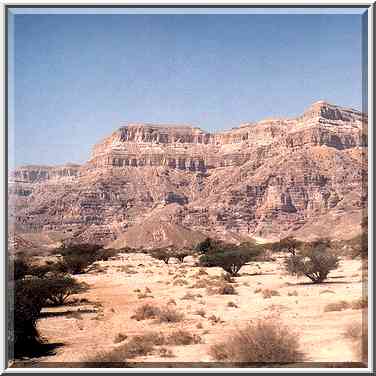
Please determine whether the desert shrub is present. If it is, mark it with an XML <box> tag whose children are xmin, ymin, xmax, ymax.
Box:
<box><xmin>221</xmin><ymin>273</ymin><xmax>235</xmax><ymax>283</ymax></box>
<box><xmin>273</xmin><ymin>237</ymin><xmax>303</xmax><ymax>255</ymax></box>
<box><xmin>114</xmin><ymin>333</ymin><xmax>128</xmax><ymax>344</ymax></box>
<box><xmin>165</xmin><ymin>330</ymin><xmax>202</xmax><ymax>345</ymax></box>
<box><xmin>56</xmin><ymin>243</ymin><xmax>104</xmax><ymax>274</ymax></box>
<box><xmin>285</xmin><ymin>239</ymin><xmax>339</xmax><ymax>283</ymax></box>
<box><xmin>195</xmin><ymin>237</ymin><xmax>220</xmax><ymax>254</ymax></box>
<box><xmin>156</xmin><ymin>307</ymin><xmax>184</xmax><ymax>323</ymax></box>
<box><xmin>324</xmin><ymin>300</ymin><xmax>351</xmax><ymax>312</ymax></box>
<box><xmin>131</xmin><ymin>304</ymin><xmax>161</xmax><ymax>321</ymax></box>
<box><xmin>210</xmin><ymin>319</ymin><xmax>304</xmax><ymax>363</ymax></box>
<box><xmin>262</xmin><ymin>289</ymin><xmax>280</xmax><ymax>299</ymax></box>
<box><xmin>9</xmin><ymin>256</ymin><xmax>30</xmax><ymax>280</ymax></box>
<box><xmin>158</xmin><ymin>347</ymin><xmax>174</xmax><ymax>358</ymax></box>
<box><xmin>195</xmin><ymin>308</ymin><xmax>206</xmax><ymax>317</ymax></box>
<box><xmin>210</xmin><ymin>283</ymin><xmax>237</xmax><ymax>295</ymax></box>
<box><xmin>351</xmin><ymin>296</ymin><xmax>368</xmax><ymax>310</ymax></box>
<box><xmin>208</xmin><ymin>315</ymin><xmax>223</xmax><ymax>324</ymax></box>
<box><xmin>149</xmin><ymin>248</ymin><xmax>171</xmax><ymax>264</ymax></box>
<box><xmin>227</xmin><ymin>301</ymin><xmax>238</xmax><ymax>308</ymax></box>
<box><xmin>199</xmin><ymin>242</ymin><xmax>262</xmax><ymax>276</ymax></box>
<box><xmin>43</xmin><ymin>274</ymin><xmax>88</xmax><ymax>306</ymax></box>
<box><xmin>173</xmin><ymin>249</ymin><xmax>193</xmax><ymax>263</ymax></box>
<box><xmin>344</xmin><ymin>320</ymin><xmax>368</xmax><ymax>363</ymax></box>
<box><xmin>172</xmin><ymin>278</ymin><xmax>188</xmax><ymax>286</ymax></box>
<box><xmin>85</xmin><ymin>334</ymin><xmax>155</xmax><ymax>365</ymax></box>
<box><xmin>181</xmin><ymin>292</ymin><xmax>196</xmax><ymax>300</ymax></box>
<box><xmin>11</xmin><ymin>277</ymin><xmax>50</xmax><ymax>357</ymax></box>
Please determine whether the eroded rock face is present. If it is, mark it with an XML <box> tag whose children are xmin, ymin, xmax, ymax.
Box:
<box><xmin>9</xmin><ymin>101</ymin><xmax>368</xmax><ymax>247</ymax></box>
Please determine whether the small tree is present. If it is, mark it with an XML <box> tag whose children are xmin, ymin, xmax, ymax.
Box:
<box><xmin>150</xmin><ymin>248</ymin><xmax>171</xmax><ymax>264</ymax></box>
<box><xmin>57</xmin><ymin>243</ymin><xmax>103</xmax><ymax>274</ymax></box>
<box><xmin>12</xmin><ymin>277</ymin><xmax>50</xmax><ymax>356</ymax></box>
<box><xmin>285</xmin><ymin>238</ymin><xmax>339</xmax><ymax>283</ymax></box>
<box><xmin>44</xmin><ymin>274</ymin><xmax>88</xmax><ymax>306</ymax></box>
<box><xmin>277</xmin><ymin>236</ymin><xmax>303</xmax><ymax>256</ymax></box>
<box><xmin>199</xmin><ymin>243</ymin><xmax>262</xmax><ymax>276</ymax></box>
<box><xmin>173</xmin><ymin>249</ymin><xmax>193</xmax><ymax>263</ymax></box>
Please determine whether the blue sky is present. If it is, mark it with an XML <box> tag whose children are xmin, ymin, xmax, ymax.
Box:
<box><xmin>8</xmin><ymin>10</ymin><xmax>367</xmax><ymax>167</ymax></box>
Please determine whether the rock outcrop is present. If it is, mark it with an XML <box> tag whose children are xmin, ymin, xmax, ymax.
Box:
<box><xmin>9</xmin><ymin>101</ymin><xmax>367</xmax><ymax>249</ymax></box>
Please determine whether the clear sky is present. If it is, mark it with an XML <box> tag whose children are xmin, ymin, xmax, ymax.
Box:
<box><xmin>9</xmin><ymin>10</ymin><xmax>366</xmax><ymax>167</ymax></box>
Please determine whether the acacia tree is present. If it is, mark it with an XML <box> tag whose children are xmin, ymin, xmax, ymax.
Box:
<box><xmin>150</xmin><ymin>248</ymin><xmax>172</xmax><ymax>264</ymax></box>
<box><xmin>199</xmin><ymin>242</ymin><xmax>262</xmax><ymax>276</ymax></box>
<box><xmin>285</xmin><ymin>238</ymin><xmax>339</xmax><ymax>283</ymax></box>
<box><xmin>277</xmin><ymin>236</ymin><xmax>303</xmax><ymax>256</ymax></box>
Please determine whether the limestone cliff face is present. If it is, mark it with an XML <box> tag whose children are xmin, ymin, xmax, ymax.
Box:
<box><xmin>9</xmin><ymin>101</ymin><xmax>367</xmax><ymax>247</ymax></box>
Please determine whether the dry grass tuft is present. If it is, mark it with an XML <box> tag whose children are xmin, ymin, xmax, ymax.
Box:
<box><xmin>287</xmin><ymin>290</ymin><xmax>298</xmax><ymax>297</ymax></box>
<box><xmin>262</xmin><ymin>289</ymin><xmax>280</xmax><ymax>299</ymax></box>
<box><xmin>131</xmin><ymin>303</ymin><xmax>161</xmax><ymax>321</ymax></box>
<box><xmin>344</xmin><ymin>320</ymin><xmax>368</xmax><ymax>363</ymax></box>
<box><xmin>195</xmin><ymin>308</ymin><xmax>206</xmax><ymax>317</ymax></box>
<box><xmin>114</xmin><ymin>333</ymin><xmax>128</xmax><ymax>343</ymax></box>
<box><xmin>351</xmin><ymin>296</ymin><xmax>368</xmax><ymax>310</ymax></box>
<box><xmin>165</xmin><ymin>329</ymin><xmax>202</xmax><ymax>345</ymax></box>
<box><xmin>324</xmin><ymin>301</ymin><xmax>351</xmax><ymax>312</ymax></box>
<box><xmin>210</xmin><ymin>318</ymin><xmax>304</xmax><ymax>363</ymax></box>
<box><xmin>156</xmin><ymin>307</ymin><xmax>184</xmax><ymax>323</ymax></box>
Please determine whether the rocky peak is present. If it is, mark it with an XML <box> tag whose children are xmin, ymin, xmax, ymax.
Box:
<box><xmin>302</xmin><ymin>101</ymin><xmax>365</xmax><ymax>123</ymax></box>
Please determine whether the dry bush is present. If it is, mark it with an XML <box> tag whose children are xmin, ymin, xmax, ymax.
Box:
<box><xmin>156</xmin><ymin>307</ymin><xmax>184</xmax><ymax>323</ymax></box>
<box><xmin>208</xmin><ymin>315</ymin><xmax>223</xmax><ymax>324</ymax></box>
<box><xmin>221</xmin><ymin>273</ymin><xmax>235</xmax><ymax>283</ymax></box>
<box><xmin>137</xmin><ymin>292</ymin><xmax>153</xmax><ymax>299</ymax></box>
<box><xmin>158</xmin><ymin>347</ymin><xmax>174</xmax><ymax>358</ymax></box>
<box><xmin>173</xmin><ymin>278</ymin><xmax>188</xmax><ymax>286</ymax></box>
<box><xmin>210</xmin><ymin>319</ymin><xmax>304</xmax><ymax>363</ymax></box>
<box><xmin>285</xmin><ymin>239</ymin><xmax>339</xmax><ymax>283</ymax></box>
<box><xmin>131</xmin><ymin>303</ymin><xmax>161</xmax><ymax>321</ymax></box>
<box><xmin>319</xmin><ymin>289</ymin><xmax>335</xmax><ymax>294</ymax></box>
<box><xmin>144</xmin><ymin>287</ymin><xmax>152</xmax><ymax>293</ymax></box>
<box><xmin>262</xmin><ymin>289</ymin><xmax>280</xmax><ymax>299</ymax></box>
<box><xmin>207</xmin><ymin>282</ymin><xmax>237</xmax><ymax>295</ymax></box>
<box><xmin>114</xmin><ymin>333</ymin><xmax>128</xmax><ymax>344</ymax></box>
<box><xmin>190</xmin><ymin>278</ymin><xmax>212</xmax><ymax>289</ymax></box>
<box><xmin>181</xmin><ymin>292</ymin><xmax>196</xmax><ymax>300</ymax></box>
<box><xmin>254</xmin><ymin>288</ymin><xmax>262</xmax><ymax>294</ymax></box>
<box><xmin>287</xmin><ymin>290</ymin><xmax>298</xmax><ymax>297</ymax></box>
<box><xmin>196</xmin><ymin>268</ymin><xmax>209</xmax><ymax>277</ymax></box>
<box><xmin>344</xmin><ymin>321</ymin><xmax>368</xmax><ymax>363</ymax></box>
<box><xmin>117</xmin><ymin>265</ymin><xmax>137</xmax><ymax>274</ymax></box>
<box><xmin>195</xmin><ymin>308</ymin><xmax>206</xmax><ymax>317</ymax></box>
<box><xmin>351</xmin><ymin>296</ymin><xmax>368</xmax><ymax>310</ymax></box>
<box><xmin>227</xmin><ymin>301</ymin><xmax>238</xmax><ymax>308</ymax></box>
<box><xmin>165</xmin><ymin>330</ymin><xmax>202</xmax><ymax>345</ymax></box>
<box><xmin>324</xmin><ymin>301</ymin><xmax>351</xmax><ymax>312</ymax></box>
<box><xmin>196</xmin><ymin>322</ymin><xmax>204</xmax><ymax>329</ymax></box>
<box><xmin>83</xmin><ymin>333</ymin><xmax>157</xmax><ymax>366</ymax></box>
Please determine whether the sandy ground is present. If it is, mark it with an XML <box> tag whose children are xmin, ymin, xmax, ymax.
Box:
<box><xmin>33</xmin><ymin>253</ymin><xmax>366</xmax><ymax>366</ymax></box>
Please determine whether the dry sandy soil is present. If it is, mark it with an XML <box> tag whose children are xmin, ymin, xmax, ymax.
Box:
<box><xmin>28</xmin><ymin>252</ymin><xmax>367</xmax><ymax>367</ymax></box>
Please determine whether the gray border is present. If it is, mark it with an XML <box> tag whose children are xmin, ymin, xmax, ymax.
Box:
<box><xmin>3</xmin><ymin>3</ymin><xmax>374</xmax><ymax>373</ymax></box>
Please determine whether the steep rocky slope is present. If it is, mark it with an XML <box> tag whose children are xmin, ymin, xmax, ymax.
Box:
<box><xmin>9</xmin><ymin>101</ymin><xmax>367</xmax><ymax>249</ymax></box>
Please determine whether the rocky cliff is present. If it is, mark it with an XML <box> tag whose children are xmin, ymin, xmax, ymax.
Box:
<box><xmin>9</xmin><ymin>101</ymin><xmax>367</xmax><ymax>249</ymax></box>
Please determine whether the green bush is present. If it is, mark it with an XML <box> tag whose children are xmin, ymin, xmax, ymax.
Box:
<box><xmin>56</xmin><ymin>243</ymin><xmax>104</xmax><ymax>274</ymax></box>
<box><xmin>149</xmin><ymin>248</ymin><xmax>171</xmax><ymax>264</ymax></box>
<box><xmin>199</xmin><ymin>242</ymin><xmax>262</xmax><ymax>276</ymax></box>
<box><xmin>43</xmin><ymin>274</ymin><xmax>88</xmax><ymax>306</ymax></box>
<box><xmin>285</xmin><ymin>239</ymin><xmax>339</xmax><ymax>283</ymax></box>
<box><xmin>11</xmin><ymin>277</ymin><xmax>50</xmax><ymax>357</ymax></box>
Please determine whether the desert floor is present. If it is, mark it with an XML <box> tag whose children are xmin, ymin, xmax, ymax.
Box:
<box><xmin>31</xmin><ymin>252</ymin><xmax>366</xmax><ymax>367</ymax></box>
